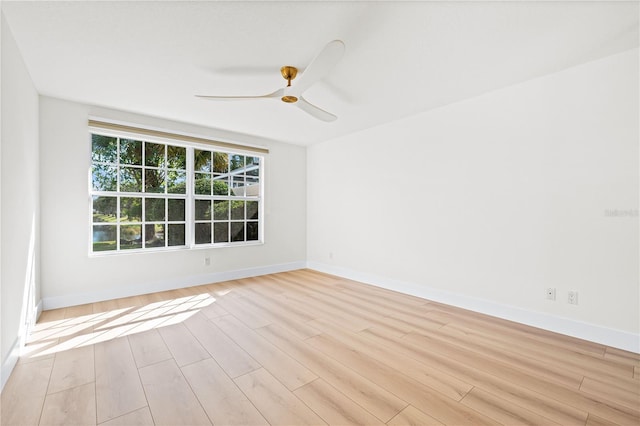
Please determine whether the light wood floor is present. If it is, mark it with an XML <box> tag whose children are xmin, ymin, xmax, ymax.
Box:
<box><xmin>2</xmin><ymin>269</ymin><xmax>639</xmax><ymax>425</ymax></box>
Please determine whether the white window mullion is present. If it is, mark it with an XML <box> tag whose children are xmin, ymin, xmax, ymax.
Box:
<box><xmin>186</xmin><ymin>146</ymin><xmax>195</xmax><ymax>249</ymax></box>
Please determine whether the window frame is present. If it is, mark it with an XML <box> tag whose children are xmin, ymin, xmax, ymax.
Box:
<box><xmin>88</xmin><ymin>126</ymin><xmax>265</xmax><ymax>255</ymax></box>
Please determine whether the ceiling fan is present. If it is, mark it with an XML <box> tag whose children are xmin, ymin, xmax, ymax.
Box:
<box><xmin>196</xmin><ymin>40</ymin><xmax>345</xmax><ymax>122</ymax></box>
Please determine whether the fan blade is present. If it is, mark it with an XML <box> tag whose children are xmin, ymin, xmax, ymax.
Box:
<box><xmin>296</xmin><ymin>96</ymin><xmax>337</xmax><ymax>122</ymax></box>
<box><xmin>196</xmin><ymin>88</ymin><xmax>283</xmax><ymax>101</ymax></box>
<box><xmin>289</xmin><ymin>40</ymin><xmax>345</xmax><ymax>97</ymax></box>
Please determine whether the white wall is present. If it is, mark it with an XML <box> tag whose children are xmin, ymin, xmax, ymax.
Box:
<box><xmin>308</xmin><ymin>48</ymin><xmax>639</xmax><ymax>351</ymax></box>
<box><xmin>1</xmin><ymin>13</ymin><xmax>40</xmax><ymax>389</ymax></box>
<box><xmin>39</xmin><ymin>97</ymin><xmax>307</xmax><ymax>308</ymax></box>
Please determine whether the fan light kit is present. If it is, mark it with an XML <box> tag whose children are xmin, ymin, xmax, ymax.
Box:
<box><xmin>196</xmin><ymin>40</ymin><xmax>345</xmax><ymax>122</ymax></box>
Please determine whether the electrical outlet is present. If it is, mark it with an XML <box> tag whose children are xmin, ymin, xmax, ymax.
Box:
<box><xmin>204</xmin><ymin>256</ymin><xmax>211</xmax><ymax>266</ymax></box>
<box><xmin>545</xmin><ymin>288</ymin><xmax>556</xmax><ymax>300</ymax></box>
<box><xmin>568</xmin><ymin>290</ymin><xmax>578</xmax><ymax>305</ymax></box>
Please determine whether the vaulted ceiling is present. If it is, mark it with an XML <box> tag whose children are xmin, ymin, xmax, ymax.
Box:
<box><xmin>2</xmin><ymin>1</ymin><xmax>638</xmax><ymax>145</ymax></box>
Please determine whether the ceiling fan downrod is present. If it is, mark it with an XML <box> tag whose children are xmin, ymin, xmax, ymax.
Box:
<box><xmin>280</xmin><ymin>66</ymin><xmax>299</xmax><ymax>103</ymax></box>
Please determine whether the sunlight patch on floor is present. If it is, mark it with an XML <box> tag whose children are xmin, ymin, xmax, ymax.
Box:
<box><xmin>22</xmin><ymin>293</ymin><xmax>218</xmax><ymax>358</ymax></box>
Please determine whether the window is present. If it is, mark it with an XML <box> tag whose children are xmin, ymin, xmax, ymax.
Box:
<box><xmin>90</xmin><ymin>131</ymin><xmax>262</xmax><ymax>253</ymax></box>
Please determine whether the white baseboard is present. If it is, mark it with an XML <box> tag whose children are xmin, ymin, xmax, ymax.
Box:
<box><xmin>35</xmin><ymin>299</ymin><xmax>43</xmax><ymax>322</ymax></box>
<box><xmin>42</xmin><ymin>261</ymin><xmax>306</xmax><ymax>310</ymax></box>
<box><xmin>1</xmin><ymin>337</ymin><xmax>20</xmax><ymax>392</ymax></box>
<box><xmin>307</xmin><ymin>261</ymin><xmax>640</xmax><ymax>354</ymax></box>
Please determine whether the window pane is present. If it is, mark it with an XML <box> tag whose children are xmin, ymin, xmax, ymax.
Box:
<box><xmin>231</xmin><ymin>201</ymin><xmax>245</xmax><ymax>220</ymax></box>
<box><xmin>195</xmin><ymin>223</ymin><xmax>211</xmax><ymax>244</ymax></box>
<box><xmin>232</xmin><ymin>176</ymin><xmax>246</xmax><ymax>197</ymax></box>
<box><xmin>145</xmin><ymin>169</ymin><xmax>165</xmax><ymax>193</ymax></box>
<box><xmin>92</xmin><ymin>135</ymin><xmax>117</xmax><ymax>163</ymax></box>
<box><xmin>247</xmin><ymin>222</ymin><xmax>259</xmax><ymax>241</ymax></box>
<box><xmin>213</xmin><ymin>176</ymin><xmax>229</xmax><ymax>195</ymax></box>
<box><xmin>92</xmin><ymin>164</ymin><xmax>117</xmax><ymax>191</ymax></box>
<box><xmin>121</xmin><ymin>197</ymin><xmax>142</xmax><ymax>222</ymax></box>
<box><xmin>246</xmin><ymin>157</ymin><xmax>260</xmax><ymax>176</ymax></box>
<box><xmin>168</xmin><ymin>224</ymin><xmax>185</xmax><ymax>246</ymax></box>
<box><xmin>245</xmin><ymin>177</ymin><xmax>259</xmax><ymax>197</ymax></box>
<box><xmin>214</xmin><ymin>222</ymin><xmax>229</xmax><ymax>243</ymax></box>
<box><xmin>194</xmin><ymin>150</ymin><xmax>211</xmax><ymax>172</ymax></box>
<box><xmin>168</xmin><ymin>199</ymin><xmax>185</xmax><ymax>221</ymax></box>
<box><xmin>145</xmin><ymin>142</ymin><xmax>165</xmax><ymax>167</ymax></box>
<box><xmin>93</xmin><ymin>196</ymin><xmax>117</xmax><ymax>222</ymax></box>
<box><xmin>195</xmin><ymin>200</ymin><xmax>211</xmax><ymax>220</ymax></box>
<box><xmin>93</xmin><ymin>225</ymin><xmax>116</xmax><ymax>251</ymax></box>
<box><xmin>146</xmin><ymin>224</ymin><xmax>165</xmax><ymax>247</ymax></box>
<box><xmin>246</xmin><ymin>201</ymin><xmax>259</xmax><ymax>220</ymax></box>
<box><xmin>167</xmin><ymin>146</ymin><xmax>186</xmax><ymax>170</ymax></box>
<box><xmin>213</xmin><ymin>152</ymin><xmax>229</xmax><ymax>173</ymax></box>
<box><xmin>121</xmin><ymin>225</ymin><xmax>142</xmax><ymax>249</ymax></box>
<box><xmin>194</xmin><ymin>173</ymin><xmax>211</xmax><ymax>195</ymax></box>
<box><xmin>213</xmin><ymin>200</ymin><xmax>229</xmax><ymax>220</ymax></box>
<box><xmin>145</xmin><ymin>198</ymin><xmax>165</xmax><ymax>221</ymax></box>
<box><xmin>230</xmin><ymin>222</ymin><xmax>244</xmax><ymax>242</ymax></box>
<box><xmin>120</xmin><ymin>139</ymin><xmax>142</xmax><ymax>165</ymax></box>
<box><xmin>230</xmin><ymin>154</ymin><xmax>245</xmax><ymax>172</ymax></box>
<box><xmin>120</xmin><ymin>167</ymin><xmax>142</xmax><ymax>192</ymax></box>
<box><xmin>167</xmin><ymin>170</ymin><xmax>186</xmax><ymax>194</ymax></box>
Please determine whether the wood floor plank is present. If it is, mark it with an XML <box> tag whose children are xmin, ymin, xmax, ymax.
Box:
<box><xmin>442</xmin><ymin>319</ymin><xmax>632</xmax><ymax>382</ymax></box>
<box><xmin>139</xmin><ymin>358</ymin><xmax>211</xmax><ymax>426</ymax></box>
<box><xmin>273</xmin><ymin>275</ymin><xmax>414</xmax><ymax>334</ymax></box>
<box><xmin>442</xmin><ymin>321</ymin><xmax>630</xmax><ymax>386</ymax></box>
<box><xmin>330</xmin><ymin>277</ymin><xmax>428</xmax><ymax>306</ymax></box>
<box><xmin>39</xmin><ymin>382</ymin><xmax>96</xmax><ymax>426</ymax></box>
<box><xmin>276</xmin><ymin>291</ymin><xmax>372</xmax><ymax>332</ymax></box>
<box><xmin>461</xmin><ymin>387</ymin><xmax>563</xmax><ymax>425</ymax></box>
<box><xmin>98</xmin><ymin>406</ymin><xmax>154</xmax><ymax>426</ymax></box>
<box><xmin>580</xmin><ymin>376</ymin><xmax>640</xmax><ymax>411</ymax></box>
<box><xmin>0</xmin><ymin>357</ymin><xmax>53</xmax><ymax>426</ymax></box>
<box><xmin>426</xmin><ymin>308</ymin><xmax>607</xmax><ymax>358</ymax></box>
<box><xmin>93</xmin><ymin>298</ymin><xmax>121</xmax><ymax>314</ymax></box>
<box><xmin>18</xmin><ymin>340</ymin><xmax>58</xmax><ymax>365</ymax></box>
<box><xmin>212</xmin><ymin>314</ymin><xmax>317</xmax><ymax>390</ymax></box>
<box><xmin>585</xmin><ymin>413</ymin><xmax>620</xmax><ymax>426</ymax></box>
<box><xmin>182</xmin><ymin>358</ymin><xmax>269</xmax><ymax>426</ymax></box>
<box><xmin>309</xmin><ymin>318</ymin><xmax>473</xmax><ymax>401</ymax></box>
<box><xmin>157</xmin><ymin>322</ymin><xmax>210</xmax><ymax>367</ymax></box>
<box><xmin>306</xmin><ymin>332</ymin><xmax>499</xmax><ymax>426</ymax></box>
<box><xmin>47</xmin><ymin>345</ymin><xmax>95</xmax><ymax>394</ymax></box>
<box><xmin>233</xmin><ymin>368</ymin><xmax>326</xmax><ymax>425</ymax></box>
<box><xmin>38</xmin><ymin>308</ymin><xmax>66</xmax><ymax>323</ymax></box>
<box><xmin>276</xmin><ymin>276</ymin><xmax>402</xmax><ymax>331</ymax></box>
<box><xmin>213</xmin><ymin>294</ymin><xmax>272</xmax><ymax>329</ymax></box>
<box><xmin>229</xmin><ymin>288</ymin><xmax>322</xmax><ymax>339</ymax></box>
<box><xmin>127</xmin><ymin>329</ymin><xmax>172</xmax><ymax>368</ymax></box>
<box><xmin>604</xmin><ymin>346</ymin><xmax>640</xmax><ymax>367</ymax></box>
<box><xmin>94</xmin><ymin>336</ymin><xmax>147</xmax><ymax>423</ymax></box>
<box><xmin>199</xmin><ymin>301</ymin><xmax>229</xmax><ymax>319</ymax></box>
<box><xmin>293</xmin><ymin>378</ymin><xmax>385</xmax><ymax>426</ymax></box>
<box><xmin>115</xmin><ymin>295</ymin><xmax>144</xmax><ymax>309</ymax></box>
<box><xmin>64</xmin><ymin>303</ymin><xmax>94</xmax><ymax>319</ymax></box>
<box><xmin>335</xmin><ymin>284</ymin><xmax>436</xmax><ymax>316</ymax></box>
<box><xmin>403</xmin><ymin>331</ymin><xmax>640</xmax><ymax>425</ymax></box>
<box><xmin>386</xmin><ymin>405</ymin><xmax>445</xmax><ymax>426</ymax></box>
<box><xmin>183</xmin><ymin>312</ymin><xmax>260</xmax><ymax>378</ymax></box>
<box><xmin>360</xmin><ymin>327</ymin><xmax>589</xmax><ymax>425</ymax></box>
<box><xmin>255</xmin><ymin>323</ymin><xmax>407</xmax><ymax>422</ymax></box>
<box><xmin>435</xmin><ymin>322</ymin><xmax>584</xmax><ymax>389</ymax></box>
